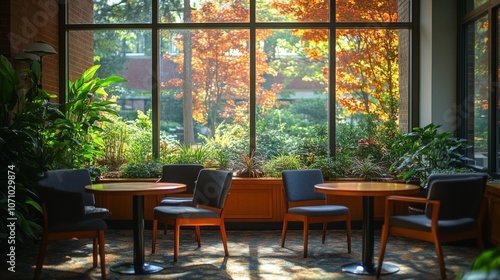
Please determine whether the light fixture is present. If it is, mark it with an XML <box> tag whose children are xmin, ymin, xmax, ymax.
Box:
<box><xmin>14</xmin><ymin>52</ymin><xmax>40</xmax><ymax>63</ymax></box>
<box><xmin>24</xmin><ymin>41</ymin><xmax>57</xmax><ymax>88</ymax></box>
<box><xmin>24</xmin><ymin>41</ymin><xmax>57</xmax><ymax>57</ymax></box>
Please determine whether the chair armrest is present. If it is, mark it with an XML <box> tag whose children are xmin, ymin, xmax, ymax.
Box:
<box><xmin>387</xmin><ymin>195</ymin><xmax>440</xmax><ymax>206</ymax></box>
<box><xmin>384</xmin><ymin>195</ymin><xmax>441</xmax><ymax>225</ymax></box>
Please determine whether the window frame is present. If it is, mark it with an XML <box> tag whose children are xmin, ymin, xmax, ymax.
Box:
<box><xmin>60</xmin><ymin>0</ymin><xmax>418</xmax><ymax>159</ymax></box>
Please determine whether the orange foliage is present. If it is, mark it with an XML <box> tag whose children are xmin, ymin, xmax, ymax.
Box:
<box><xmin>168</xmin><ymin>1</ymin><xmax>280</xmax><ymax>134</ymax></box>
<box><xmin>273</xmin><ymin>0</ymin><xmax>401</xmax><ymax>121</ymax></box>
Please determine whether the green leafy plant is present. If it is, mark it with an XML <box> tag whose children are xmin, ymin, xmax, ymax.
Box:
<box><xmin>0</xmin><ymin>56</ymin><xmax>127</xmax><ymax>246</ymax></box>
<box><xmin>456</xmin><ymin>247</ymin><xmax>500</xmax><ymax>279</ymax></box>
<box><xmin>299</xmin><ymin>124</ymin><xmax>329</xmax><ymax>166</ymax></box>
<box><xmin>390</xmin><ymin>123</ymin><xmax>469</xmax><ymax>187</ymax></box>
<box><xmin>120</xmin><ymin>160</ymin><xmax>162</xmax><ymax>178</ymax></box>
<box><xmin>96</xmin><ymin>112</ymin><xmax>129</xmax><ymax>172</ymax></box>
<box><xmin>173</xmin><ymin>143</ymin><xmax>211</xmax><ymax>164</ymax></box>
<box><xmin>349</xmin><ymin>155</ymin><xmax>387</xmax><ymax>180</ymax></box>
<box><xmin>233</xmin><ymin>150</ymin><xmax>265</xmax><ymax>178</ymax></box>
<box><xmin>43</xmin><ymin>65</ymin><xmax>126</xmax><ymax>169</ymax></box>
<box><xmin>308</xmin><ymin>156</ymin><xmax>345</xmax><ymax>180</ymax></box>
<box><xmin>263</xmin><ymin>154</ymin><xmax>303</xmax><ymax>178</ymax></box>
<box><xmin>0</xmin><ymin>56</ymin><xmax>50</xmax><ymax>246</ymax></box>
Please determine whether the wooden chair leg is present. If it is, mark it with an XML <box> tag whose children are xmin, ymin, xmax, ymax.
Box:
<box><xmin>346</xmin><ymin>214</ymin><xmax>352</xmax><ymax>253</ymax></box>
<box><xmin>433</xmin><ymin>236</ymin><xmax>447</xmax><ymax>280</ymax></box>
<box><xmin>174</xmin><ymin>222</ymin><xmax>180</xmax><ymax>262</ymax></box>
<box><xmin>195</xmin><ymin>226</ymin><xmax>201</xmax><ymax>247</ymax></box>
<box><xmin>281</xmin><ymin>217</ymin><xmax>288</xmax><ymax>247</ymax></box>
<box><xmin>98</xmin><ymin>230</ymin><xmax>106</xmax><ymax>280</ymax></box>
<box><xmin>303</xmin><ymin>220</ymin><xmax>309</xmax><ymax>258</ymax></box>
<box><xmin>321</xmin><ymin>222</ymin><xmax>327</xmax><ymax>244</ymax></box>
<box><xmin>376</xmin><ymin>223</ymin><xmax>389</xmax><ymax>278</ymax></box>
<box><xmin>151</xmin><ymin>219</ymin><xmax>158</xmax><ymax>254</ymax></box>
<box><xmin>34</xmin><ymin>234</ymin><xmax>48</xmax><ymax>280</ymax></box>
<box><xmin>220</xmin><ymin>222</ymin><xmax>229</xmax><ymax>256</ymax></box>
<box><xmin>93</xmin><ymin>236</ymin><xmax>98</xmax><ymax>267</ymax></box>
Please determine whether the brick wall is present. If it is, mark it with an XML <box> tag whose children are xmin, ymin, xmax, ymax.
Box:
<box><xmin>67</xmin><ymin>0</ymin><xmax>94</xmax><ymax>82</ymax></box>
<box><xmin>2</xmin><ymin>0</ymin><xmax>94</xmax><ymax>101</ymax></box>
<box><xmin>7</xmin><ymin>0</ymin><xmax>60</xmax><ymax>94</ymax></box>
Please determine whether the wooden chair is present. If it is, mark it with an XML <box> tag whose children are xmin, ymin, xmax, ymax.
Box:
<box><xmin>37</xmin><ymin>169</ymin><xmax>110</xmax><ymax>219</ymax></box>
<box><xmin>281</xmin><ymin>169</ymin><xmax>351</xmax><ymax>258</ymax></box>
<box><xmin>156</xmin><ymin>164</ymin><xmax>204</xmax><ymax>237</ymax></box>
<box><xmin>376</xmin><ymin>173</ymin><xmax>488</xmax><ymax>279</ymax></box>
<box><xmin>151</xmin><ymin>169</ymin><xmax>233</xmax><ymax>262</ymax></box>
<box><xmin>35</xmin><ymin>186</ymin><xmax>107</xmax><ymax>279</ymax></box>
<box><xmin>157</xmin><ymin>164</ymin><xmax>205</xmax><ymax>206</ymax></box>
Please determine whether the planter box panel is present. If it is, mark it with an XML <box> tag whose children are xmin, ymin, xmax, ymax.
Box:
<box><xmin>225</xmin><ymin>178</ymin><xmax>284</xmax><ymax>222</ymax></box>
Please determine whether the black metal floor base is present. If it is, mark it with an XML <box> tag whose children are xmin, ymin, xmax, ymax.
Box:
<box><xmin>341</xmin><ymin>263</ymin><xmax>399</xmax><ymax>275</ymax></box>
<box><xmin>110</xmin><ymin>262</ymin><xmax>165</xmax><ymax>275</ymax></box>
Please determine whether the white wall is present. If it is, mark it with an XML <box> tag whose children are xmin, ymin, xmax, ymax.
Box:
<box><xmin>419</xmin><ymin>0</ymin><xmax>458</xmax><ymax>132</ymax></box>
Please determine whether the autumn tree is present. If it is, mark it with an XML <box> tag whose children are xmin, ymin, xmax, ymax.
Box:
<box><xmin>272</xmin><ymin>0</ymin><xmax>401</xmax><ymax>122</ymax></box>
<box><xmin>166</xmin><ymin>1</ymin><xmax>281</xmax><ymax>138</ymax></box>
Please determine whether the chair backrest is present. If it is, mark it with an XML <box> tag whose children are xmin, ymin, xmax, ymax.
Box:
<box><xmin>38</xmin><ymin>187</ymin><xmax>86</xmax><ymax>225</ymax></box>
<box><xmin>158</xmin><ymin>164</ymin><xmax>204</xmax><ymax>194</ymax></box>
<box><xmin>282</xmin><ymin>169</ymin><xmax>326</xmax><ymax>202</ymax></box>
<box><xmin>37</xmin><ymin>169</ymin><xmax>95</xmax><ymax>207</ymax></box>
<box><xmin>192</xmin><ymin>170</ymin><xmax>233</xmax><ymax>209</ymax></box>
<box><xmin>425</xmin><ymin>173</ymin><xmax>488</xmax><ymax>220</ymax></box>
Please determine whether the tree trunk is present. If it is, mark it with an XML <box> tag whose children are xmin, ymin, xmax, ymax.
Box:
<box><xmin>182</xmin><ymin>0</ymin><xmax>195</xmax><ymax>145</ymax></box>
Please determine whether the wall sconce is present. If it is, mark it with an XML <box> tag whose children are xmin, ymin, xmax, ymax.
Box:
<box><xmin>14</xmin><ymin>52</ymin><xmax>40</xmax><ymax>64</ymax></box>
<box><xmin>24</xmin><ymin>41</ymin><xmax>57</xmax><ymax>57</ymax></box>
<box><xmin>24</xmin><ymin>41</ymin><xmax>57</xmax><ymax>88</ymax></box>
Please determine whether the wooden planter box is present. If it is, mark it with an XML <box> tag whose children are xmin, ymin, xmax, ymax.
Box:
<box><xmin>93</xmin><ymin>177</ymin><xmax>414</xmax><ymax>222</ymax></box>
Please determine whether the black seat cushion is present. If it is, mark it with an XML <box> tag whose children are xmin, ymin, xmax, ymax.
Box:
<box><xmin>288</xmin><ymin>205</ymin><xmax>350</xmax><ymax>217</ymax></box>
<box><xmin>160</xmin><ymin>197</ymin><xmax>194</xmax><ymax>206</ymax></box>
<box><xmin>389</xmin><ymin>215</ymin><xmax>477</xmax><ymax>234</ymax></box>
<box><xmin>84</xmin><ymin>206</ymin><xmax>111</xmax><ymax>219</ymax></box>
<box><xmin>154</xmin><ymin>206</ymin><xmax>220</xmax><ymax>219</ymax></box>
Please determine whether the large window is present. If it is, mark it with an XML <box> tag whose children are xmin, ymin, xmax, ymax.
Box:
<box><xmin>63</xmin><ymin>0</ymin><xmax>415</xmax><ymax>174</ymax></box>
<box><xmin>461</xmin><ymin>1</ymin><xmax>500</xmax><ymax>174</ymax></box>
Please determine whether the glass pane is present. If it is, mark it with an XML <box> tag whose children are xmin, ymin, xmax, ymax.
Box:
<box><xmin>159</xmin><ymin>29</ymin><xmax>250</xmax><ymax>164</ymax></box>
<box><xmin>160</xmin><ymin>0</ymin><xmax>249</xmax><ymax>23</ymax></box>
<box><xmin>256</xmin><ymin>29</ymin><xmax>329</xmax><ymax>161</ymax></box>
<box><xmin>336</xmin><ymin>0</ymin><xmax>409</xmax><ymax>22</ymax></box>
<box><xmin>257</xmin><ymin>0</ymin><xmax>329</xmax><ymax>22</ymax></box>
<box><xmin>69</xmin><ymin>30</ymin><xmax>153</xmax><ymax>171</ymax></box>
<box><xmin>464</xmin><ymin>16</ymin><xmax>488</xmax><ymax>169</ymax></box>
<box><xmin>68</xmin><ymin>0</ymin><xmax>152</xmax><ymax>24</ymax></box>
<box><xmin>464</xmin><ymin>0</ymin><xmax>488</xmax><ymax>14</ymax></box>
<box><xmin>335</xmin><ymin>28</ymin><xmax>406</xmax><ymax>167</ymax></box>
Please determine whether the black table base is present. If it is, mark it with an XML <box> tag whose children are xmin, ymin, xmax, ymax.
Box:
<box><xmin>341</xmin><ymin>196</ymin><xmax>399</xmax><ymax>276</ymax></box>
<box><xmin>110</xmin><ymin>262</ymin><xmax>165</xmax><ymax>274</ymax></box>
<box><xmin>342</xmin><ymin>262</ymin><xmax>399</xmax><ymax>275</ymax></box>
<box><xmin>112</xmin><ymin>195</ymin><xmax>165</xmax><ymax>275</ymax></box>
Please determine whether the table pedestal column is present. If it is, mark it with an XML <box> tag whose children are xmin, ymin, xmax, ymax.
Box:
<box><xmin>110</xmin><ymin>195</ymin><xmax>165</xmax><ymax>274</ymax></box>
<box><xmin>341</xmin><ymin>196</ymin><xmax>399</xmax><ymax>275</ymax></box>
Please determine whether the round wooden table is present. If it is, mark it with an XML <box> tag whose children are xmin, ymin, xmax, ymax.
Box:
<box><xmin>314</xmin><ymin>181</ymin><xmax>420</xmax><ymax>275</ymax></box>
<box><xmin>85</xmin><ymin>182</ymin><xmax>186</xmax><ymax>275</ymax></box>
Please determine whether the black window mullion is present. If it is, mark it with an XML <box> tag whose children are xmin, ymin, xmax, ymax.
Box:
<box><xmin>152</xmin><ymin>0</ymin><xmax>160</xmax><ymax>158</ymax></box>
<box><xmin>249</xmin><ymin>0</ymin><xmax>256</xmax><ymax>154</ymax></box>
<box><xmin>329</xmin><ymin>0</ymin><xmax>336</xmax><ymax>157</ymax></box>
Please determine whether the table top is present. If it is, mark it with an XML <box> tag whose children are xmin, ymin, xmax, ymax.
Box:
<box><xmin>85</xmin><ymin>182</ymin><xmax>186</xmax><ymax>196</ymax></box>
<box><xmin>315</xmin><ymin>181</ymin><xmax>420</xmax><ymax>197</ymax></box>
